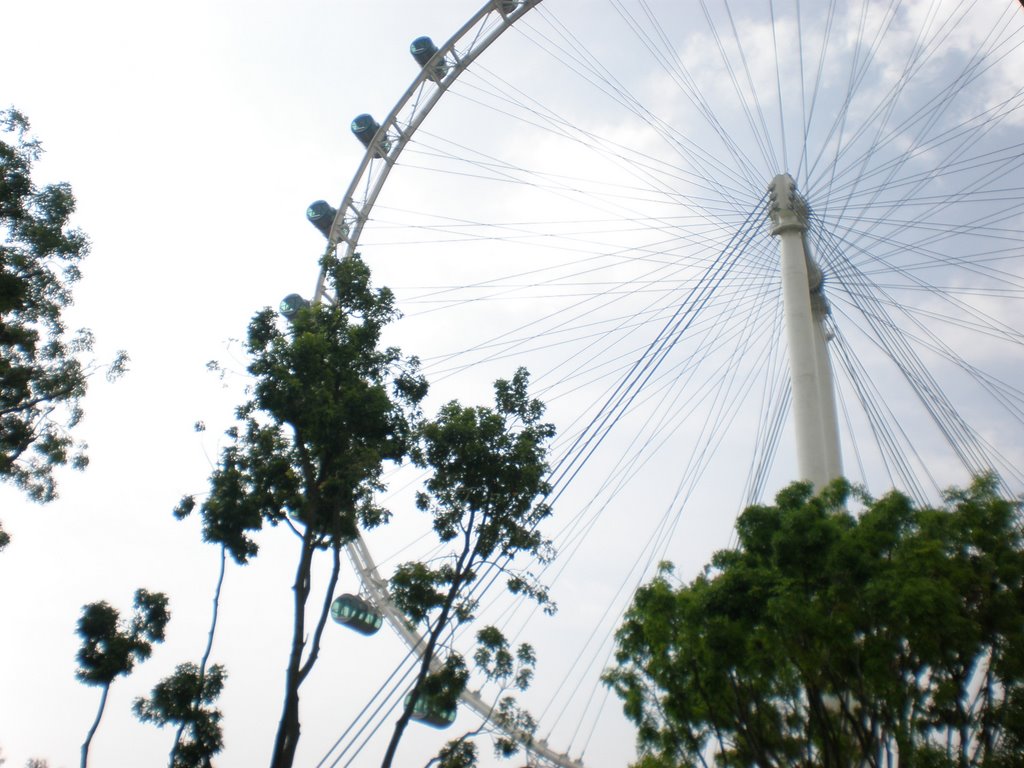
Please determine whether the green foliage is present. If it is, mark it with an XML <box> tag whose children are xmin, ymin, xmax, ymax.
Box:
<box><xmin>426</xmin><ymin>628</ymin><xmax>540</xmax><ymax>768</ymax></box>
<box><xmin>605</xmin><ymin>474</ymin><xmax>1024</xmax><ymax>768</ymax></box>
<box><xmin>176</xmin><ymin>253</ymin><xmax>426</xmax><ymax>562</ymax></box>
<box><xmin>1</xmin><ymin>108</ymin><xmax>126</xmax><ymax>507</ymax></box>
<box><xmin>134</xmin><ymin>663</ymin><xmax>227</xmax><ymax>768</ymax></box>
<box><xmin>176</xmin><ymin>254</ymin><xmax>427</xmax><ymax>768</ymax></box>
<box><xmin>76</xmin><ymin>589</ymin><xmax>170</xmax><ymax>768</ymax></box>
<box><xmin>432</xmin><ymin>740</ymin><xmax>477</xmax><ymax>768</ymax></box>
<box><xmin>390</xmin><ymin>368</ymin><xmax>555</xmax><ymax>628</ymax></box>
<box><xmin>383</xmin><ymin>369</ymin><xmax>553</xmax><ymax>768</ymax></box>
<box><xmin>76</xmin><ymin>589</ymin><xmax>170</xmax><ymax>686</ymax></box>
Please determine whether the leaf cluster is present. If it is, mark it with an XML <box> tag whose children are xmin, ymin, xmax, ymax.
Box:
<box><xmin>428</xmin><ymin>628</ymin><xmax>539</xmax><ymax>768</ymax></box>
<box><xmin>1</xmin><ymin>108</ymin><xmax>96</xmax><ymax>503</ymax></box>
<box><xmin>176</xmin><ymin>254</ymin><xmax>427</xmax><ymax>562</ymax></box>
<box><xmin>390</xmin><ymin>367</ymin><xmax>556</xmax><ymax>627</ymax></box>
<box><xmin>134</xmin><ymin>662</ymin><xmax>227</xmax><ymax>768</ymax></box>
<box><xmin>383</xmin><ymin>369</ymin><xmax>553</xmax><ymax>768</ymax></box>
<box><xmin>605</xmin><ymin>475</ymin><xmax>1024</xmax><ymax>768</ymax></box>
<box><xmin>76</xmin><ymin>589</ymin><xmax>170</xmax><ymax>687</ymax></box>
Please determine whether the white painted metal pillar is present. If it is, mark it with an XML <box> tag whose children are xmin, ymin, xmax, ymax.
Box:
<box><xmin>768</xmin><ymin>174</ymin><xmax>843</xmax><ymax>489</ymax></box>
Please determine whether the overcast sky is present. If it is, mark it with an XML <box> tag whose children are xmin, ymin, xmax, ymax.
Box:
<box><xmin>3</xmin><ymin>2</ymin><xmax>1024</xmax><ymax>767</ymax></box>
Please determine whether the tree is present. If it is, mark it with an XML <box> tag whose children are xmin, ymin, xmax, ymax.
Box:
<box><xmin>604</xmin><ymin>475</ymin><xmax>1024</xmax><ymax>768</ymax></box>
<box><xmin>383</xmin><ymin>368</ymin><xmax>555</xmax><ymax>768</ymax></box>
<box><xmin>0</xmin><ymin>108</ymin><xmax>126</xmax><ymax>512</ymax></box>
<box><xmin>134</xmin><ymin>662</ymin><xmax>227</xmax><ymax>768</ymax></box>
<box><xmin>76</xmin><ymin>589</ymin><xmax>170</xmax><ymax>768</ymax></box>
<box><xmin>175</xmin><ymin>253</ymin><xmax>428</xmax><ymax>768</ymax></box>
<box><xmin>423</xmin><ymin>626</ymin><xmax>541</xmax><ymax>768</ymax></box>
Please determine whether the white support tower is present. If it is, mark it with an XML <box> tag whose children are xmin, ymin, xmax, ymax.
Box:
<box><xmin>768</xmin><ymin>174</ymin><xmax>843</xmax><ymax>489</ymax></box>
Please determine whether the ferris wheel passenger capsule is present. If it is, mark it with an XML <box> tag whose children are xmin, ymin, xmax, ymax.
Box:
<box><xmin>410</xmin><ymin>36</ymin><xmax>448</xmax><ymax>81</ymax></box>
<box><xmin>306</xmin><ymin>200</ymin><xmax>337</xmax><ymax>239</ymax></box>
<box><xmin>330</xmin><ymin>593</ymin><xmax>383</xmax><ymax>635</ymax></box>
<box><xmin>405</xmin><ymin>692</ymin><xmax>457</xmax><ymax>729</ymax></box>
<box><xmin>279</xmin><ymin>293</ymin><xmax>310</xmax><ymax>321</ymax></box>
<box><xmin>351</xmin><ymin>114</ymin><xmax>392</xmax><ymax>158</ymax></box>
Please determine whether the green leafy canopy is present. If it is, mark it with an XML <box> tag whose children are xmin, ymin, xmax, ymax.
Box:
<box><xmin>1</xmin><ymin>107</ymin><xmax>127</xmax><ymax>507</ymax></box>
<box><xmin>605</xmin><ymin>474</ymin><xmax>1024</xmax><ymax>768</ymax></box>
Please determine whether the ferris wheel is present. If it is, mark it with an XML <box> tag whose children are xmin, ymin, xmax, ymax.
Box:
<box><xmin>291</xmin><ymin>1</ymin><xmax>1024</xmax><ymax>765</ymax></box>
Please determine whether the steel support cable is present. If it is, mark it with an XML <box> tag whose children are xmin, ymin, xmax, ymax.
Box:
<box><xmin>820</xmin><ymin>28</ymin><xmax>1024</xmax><ymax>249</ymax></box>
<box><xmin>741</xmin><ymin>302</ymin><xmax>790</xmax><ymax>506</ymax></box>
<box><xmin>819</xmin><ymin>0</ymin><xmax>1021</xmax><ymax>198</ymax></box>
<box><xmin>568</xmin><ymin>0</ymin><xmax>768</xmax><ymax>200</ymax></box>
<box><xmin>414</xmin><ymin>247</ymin><xmax>708</xmax><ymax>359</ymax></box>
<box><xmin>692</xmin><ymin>0</ymin><xmax>777</xmax><ymax>177</ymax></box>
<box><xmin>382</xmin><ymin>205</ymin><xmax>738</xmax><ymax>327</ymax></box>
<box><xmin>527</xmin><ymin>288</ymin><xmax>755</xmax><ymax>408</ymax></box>
<box><xmin>336</xmin><ymin>677</ymin><xmax>411</xmax><ymax>768</ymax></box>
<box><xmin>814</xmin><ymin>246</ymin><xmax>944</xmax><ymax>500</ymax></box>
<box><xmin>826</xmin><ymin>320</ymin><xmax>933</xmax><ymax>502</ymax></box>
<box><xmin>832</xmin><ymin>346</ymin><xmax>870</xmax><ymax>488</ymax></box>
<box><xmin>383</xmin><ymin>218</ymin><xmax>726</xmax><ymax>311</ymax></box>
<box><xmin>370</xmin><ymin>200</ymin><xmax>751</xmax><ymax>289</ymax></box>
<box><xmin>809</xmin><ymin>193</ymin><xmax>1024</xmax><ymax>359</ymax></box>
<box><xmin>768</xmin><ymin>0</ymin><xmax>789</xmax><ymax>172</ymax></box>
<box><xmin>826</xmin><ymin>248</ymin><xmax>981</xmax><ymax>467</ymax></box>
<box><xmin>815</xmin><ymin>0</ymin><xmax>911</xmax><ymax>209</ymax></box>
<box><xmin>824</xmin><ymin>156</ymin><xmax>1024</xmax><ymax>305</ymax></box>
<box><xmin>418</xmin><ymin>249</ymin><xmax>726</xmax><ymax>388</ymax></box>
<box><xmin>464</xmin><ymin>20</ymin><xmax>753</xmax><ymax>215</ymax></box>
<box><xmin>832</xmin><ymin>320</ymin><xmax>934</xmax><ymax>500</ymax></box>
<box><xmin>540</xmin><ymin>271</ymin><xmax>781</xmax><ymax>575</ymax></box>
<box><xmin>819</xmin><ymin>218</ymin><xmax>1024</xmax><ymax>424</ymax></box>
<box><xmin>397</xmin><ymin>140</ymin><xmax>728</xmax><ymax>217</ymax></box>
<box><xmin>822</xmin><ymin>92</ymin><xmax>1024</xmax><ymax>216</ymax></box>
<box><xmin>456</xmin><ymin>270</ymin><xmax>774</xmax><ymax>626</ymax></box>
<box><xmin>432</xmin><ymin>221</ymin><xmax>774</xmax><ymax>745</ymax></box>
<box><xmin>544</xmin><ymin>199</ymin><xmax>768</xmax><ymax>506</ymax></box>
<box><xmin>796</xmin><ymin>0</ymin><xmax>840</xmax><ymax>186</ymax></box>
<box><xmin>813</xmin><ymin>0</ymin><xmax>901</xmax><ymax>221</ymax></box>
<box><xmin>823</xmin><ymin>234</ymin><xmax>998</xmax><ymax>481</ymax></box>
<box><xmin>446</xmin><ymin>61</ymin><xmax>751</xmax><ymax>209</ymax></box>
<box><xmin>811</xmin><ymin>0</ymin><xmax>892</xmax><ymax>222</ymax></box>
<box><xmin>544</xmin><ymin>314</ymin><xmax>779</xmax><ymax>579</ymax></box>
<box><xmin>841</xmin><ymin>242</ymin><xmax>1024</xmax><ymax>351</ymax></box>
<box><xmin>536</xmin><ymin>227</ymin><xmax>771</xmax><ymax>512</ymax></box>
<box><xmin>532</xmin><ymin>1</ymin><xmax>758</xmax><ymax>205</ymax></box>
<box><xmin>401</xmin><ymin>93</ymin><xmax>727</xmax><ymax>211</ymax></box>
<box><xmin>824</xmin><ymin>199</ymin><xmax>1024</xmax><ymax>321</ymax></box>
<box><xmin>316</xmin><ymin>647</ymin><xmax>420</xmax><ymax>767</ymax></box>
<box><xmin>745</xmin><ymin>376</ymin><xmax>792</xmax><ymax>508</ymax></box>
<box><xmin>813</xmin><ymin>33</ymin><xmax>1024</xmax><ymax>262</ymax></box>
<box><xmin>817</xmin><ymin>0</ymin><xmax>976</xmax><ymax>223</ymax></box>
<box><xmin>829</xmin><ymin>283</ymin><xmax>1024</xmax><ymax>486</ymax></box>
<box><xmin>791</xmin><ymin>0</ymin><xmax>815</xmax><ymax>185</ymax></box>
<box><xmin>822</xmin><ymin>20</ymin><xmax>1021</xmax><ymax>211</ymax></box>
<box><xmin>449</xmin><ymin>60</ymin><xmax>755</xmax><ymax>221</ymax></box>
<box><xmin>487</xmin><ymin>230</ymin><xmax>781</xmax><ymax>736</ymax></box>
<box><xmin>718</xmin><ymin>0</ymin><xmax>783</xmax><ymax>169</ymax></box>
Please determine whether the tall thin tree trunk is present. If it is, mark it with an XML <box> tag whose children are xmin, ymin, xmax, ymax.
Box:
<box><xmin>381</xmin><ymin>516</ymin><xmax>474</xmax><ymax>768</ymax></box>
<box><xmin>81</xmin><ymin>683</ymin><xmax>110</xmax><ymax>768</ymax></box>
<box><xmin>269</xmin><ymin>532</ymin><xmax>315</xmax><ymax>768</ymax></box>
<box><xmin>171</xmin><ymin>545</ymin><xmax>227</xmax><ymax>766</ymax></box>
